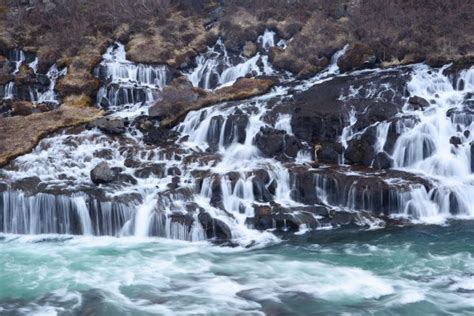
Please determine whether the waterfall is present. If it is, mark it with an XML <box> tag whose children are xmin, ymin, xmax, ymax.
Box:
<box><xmin>35</xmin><ymin>64</ymin><xmax>67</xmax><ymax>105</ymax></box>
<box><xmin>2</xmin><ymin>33</ymin><xmax>474</xmax><ymax>244</ymax></box>
<box><xmin>94</xmin><ymin>42</ymin><xmax>169</xmax><ymax>113</ymax></box>
<box><xmin>185</xmin><ymin>38</ymin><xmax>275</xmax><ymax>90</ymax></box>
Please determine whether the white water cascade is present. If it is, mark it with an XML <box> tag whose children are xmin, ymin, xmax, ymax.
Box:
<box><xmin>1</xmin><ymin>33</ymin><xmax>474</xmax><ymax>244</ymax></box>
<box><xmin>95</xmin><ymin>42</ymin><xmax>169</xmax><ymax>114</ymax></box>
<box><xmin>389</xmin><ymin>65</ymin><xmax>474</xmax><ymax>219</ymax></box>
<box><xmin>185</xmin><ymin>38</ymin><xmax>275</xmax><ymax>90</ymax></box>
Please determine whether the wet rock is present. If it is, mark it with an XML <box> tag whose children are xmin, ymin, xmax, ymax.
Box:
<box><xmin>132</xmin><ymin>115</ymin><xmax>155</xmax><ymax>133</ymax></box>
<box><xmin>90</xmin><ymin>161</ymin><xmax>116</xmax><ymax>185</ymax></box>
<box><xmin>167</xmin><ymin>166</ymin><xmax>182</xmax><ymax>176</ymax></box>
<box><xmin>450</xmin><ymin>136</ymin><xmax>462</xmax><ymax>147</ymax></box>
<box><xmin>373</xmin><ymin>152</ymin><xmax>393</xmax><ymax>170</ymax></box>
<box><xmin>288</xmin><ymin>69</ymin><xmax>407</xmax><ymax>148</ymax></box>
<box><xmin>337</xmin><ymin>42</ymin><xmax>376</xmax><ymax>72</ymax></box>
<box><xmin>205</xmin><ymin>115</ymin><xmax>224</xmax><ymax>148</ymax></box>
<box><xmin>36</xmin><ymin>73</ymin><xmax>51</xmax><ymax>87</ymax></box>
<box><xmin>344</xmin><ymin>127</ymin><xmax>377</xmax><ymax>166</ymax></box>
<box><xmin>408</xmin><ymin>96</ymin><xmax>430</xmax><ymax>110</ymax></box>
<box><xmin>0</xmin><ymin>57</ymin><xmax>14</xmax><ymax>85</ymax></box>
<box><xmin>117</xmin><ymin>173</ymin><xmax>137</xmax><ymax>185</ymax></box>
<box><xmin>318</xmin><ymin>142</ymin><xmax>344</xmax><ymax>163</ymax></box>
<box><xmin>124</xmin><ymin>158</ymin><xmax>140</xmax><ymax>168</ymax></box>
<box><xmin>209</xmin><ymin>176</ymin><xmax>223</xmax><ymax>209</ymax></box>
<box><xmin>143</xmin><ymin>126</ymin><xmax>177</xmax><ymax>146</ymax></box>
<box><xmin>87</xmin><ymin>117</ymin><xmax>127</xmax><ymax>134</ymax></box>
<box><xmin>134</xmin><ymin>164</ymin><xmax>164</xmax><ymax>178</ymax></box>
<box><xmin>167</xmin><ymin>176</ymin><xmax>180</xmax><ymax>190</ymax></box>
<box><xmin>223</xmin><ymin>110</ymin><xmax>248</xmax><ymax>146</ymax></box>
<box><xmin>198</xmin><ymin>211</ymin><xmax>232</xmax><ymax>241</ymax></box>
<box><xmin>255</xmin><ymin>127</ymin><xmax>285</xmax><ymax>157</ymax></box>
<box><xmin>11</xmin><ymin>101</ymin><xmax>34</xmax><ymax>116</ymax></box>
<box><xmin>330</xmin><ymin>210</ymin><xmax>354</xmax><ymax>226</ymax></box>
<box><xmin>289</xmin><ymin>168</ymin><xmax>320</xmax><ymax>204</ymax></box>
<box><xmin>93</xmin><ymin>148</ymin><xmax>113</xmax><ymax>160</ymax></box>
<box><xmin>11</xmin><ymin>176</ymin><xmax>42</xmax><ymax>192</ymax></box>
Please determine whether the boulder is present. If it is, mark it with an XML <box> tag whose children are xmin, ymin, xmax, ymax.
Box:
<box><xmin>344</xmin><ymin>127</ymin><xmax>378</xmax><ymax>166</ymax></box>
<box><xmin>450</xmin><ymin>136</ymin><xmax>462</xmax><ymax>147</ymax></box>
<box><xmin>337</xmin><ymin>42</ymin><xmax>376</xmax><ymax>72</ymax></box>
<box><xmin>254</xmin><ymin>126</ymin><xmax>302</xmax><ymax>158</ymax></box>
<box><xmin>408</xmin><ymin>96</ymin><xmax>430</xmax><ymax>110</ymax></box>
<box><xmin>90</xmin><ymin>161</ymin><xmax>116</xmax><ymax>185</ymax></box>
<box><xmin>255</xmin><ymin>127</ymin><xmax>285</xmax><ymax>157</ymax></box>
<box><xmin>87</xmin><ymin>117</ymin><xmax>127</xmax><ymax>134</ymax></box>
<box><xmin>198</xmin><ymin>211</ymin><xmax>232</xmax><ymax>241</ymax></box>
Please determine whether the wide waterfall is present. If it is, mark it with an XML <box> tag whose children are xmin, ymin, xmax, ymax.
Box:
<box><xmin>2</xmin><ymin>35</ymin><xmax>474</xmax><ymax>244</ymax></box>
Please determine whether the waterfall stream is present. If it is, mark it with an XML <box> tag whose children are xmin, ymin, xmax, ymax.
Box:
<box><xmin>1</xmin><ymin>33</ymin><xmax>473</xmax><ymax>245</ymax></box>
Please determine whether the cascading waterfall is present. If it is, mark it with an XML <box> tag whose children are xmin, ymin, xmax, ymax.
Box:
<box><xmin>185</xmin><ymin>38</ymin><xmax>276</xmax><ymax>90</ymax></box>
<box><xmin>95</xmin><ymin>42</ymin><xmax>169</xmax><ymax>114</ymax></box>
<box><xmin>1</xmin><ymin>49</ymin><xmax>66</xmax><ymax>106</ymax></box>
<box><xmin>387</xmin><ymin>65</ymin><xmax>474</xmax><ymax>219</ymax></box>
<box><xmin>2</xmin><ymin>31</ymin><xmax>474</xmax><ymax>244</ymax></box>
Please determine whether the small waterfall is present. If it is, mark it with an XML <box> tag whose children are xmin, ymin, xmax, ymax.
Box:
<box><xmin>0</xmin><ymin>191</ymin><xmax>131</xmax><ymax>235</ymax></box>
<box><xmin>9</xmin><ymin>49</ymin><xmax>25</xmax><ymax>74</ymax></box>
<box><xmin>95</xmin><ymin>42</ymin><xmax>169</xmax><ymax>112</ymax></box>
<box><xmin>35</xmin><ymin>64</ymin><xmax>67</xmax><ymax>105</ymax></box>
<box><xmin>374</xmin><ymin>121</ymin><xmax>391</xmax><ymax>153</ymax></box>
<box><xmin>2</xmin><ymin>82</ymin><xmax>15</xmax><ymax>99</ymax></box>
<box><xmin>185</xmin><ymin>37</ymin><xmax>275</xmax><ymax>90</ymax></box>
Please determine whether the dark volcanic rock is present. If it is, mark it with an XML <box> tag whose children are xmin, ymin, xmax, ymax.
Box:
<box><xmin>254</xmin><ymin>127</ymin><xmax>302</xmax><ymax>158</ymax></box>
<box><xmin>198</xmin><ymin>211</ymin><xmax>232</xmax><ymax>241</ymax></box>
<box><xmin>373</xmin><ymin>152</ymin><xmax>393</xmax><ymax>170</ymax></box>
<box><xmin>450</xmin><ymin>136</ymin><xmax>462</xmax><ymax>147</ymax></box>
<box><xmin>90</xmin><ymin>161</ymin><xmax>116</xmax><ymax>185</ymax></box>
<box><xmin>87</xmin><ymin>117</ymin><xmax>127</xmax><ymax>134</ymax></box>
<box><xmin>344</xmin><ymin>126</ymin><xmax>377</xmax><ymax>165</ymax></box>
<box><xmin>408</xmin><ymin>96</ymin><xmax>430</xmax><ymax>110</ymax></box>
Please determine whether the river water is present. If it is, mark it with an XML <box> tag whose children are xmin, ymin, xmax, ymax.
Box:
<box><xmin>1</xmin><ymin>221</ymin><xmax>474</xmax><ymax>315</ymax></box>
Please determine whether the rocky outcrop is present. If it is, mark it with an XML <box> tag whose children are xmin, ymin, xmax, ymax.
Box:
<box><xmin>337</xmin><ymin>42</ymin><xmax>376</xmax><ymax>72</ymax></box>
<box><xmin>90</xmin><ymin>161</ymin><xmax>115</xmax><ymax>185</ymax></box>
<box><xmin>150</xmin><ymin>77</ymin><xmax>274</xmax><ymax>128</ymax></box>
<box><xmin>87</xmin><ymin>117</ymin><xmax>128</xmax><ymax>135</ymax></box>
<box><xmin>0</xmin><ymin>102</ymin><xmax>103</xmax><ymax>167</ymax></box>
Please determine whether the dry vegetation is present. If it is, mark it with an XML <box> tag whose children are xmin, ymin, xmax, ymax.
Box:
<box><xmin>1</xmin><ymin>0</ymin><xmax>472</xmax><ymax>78</ymax></box>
